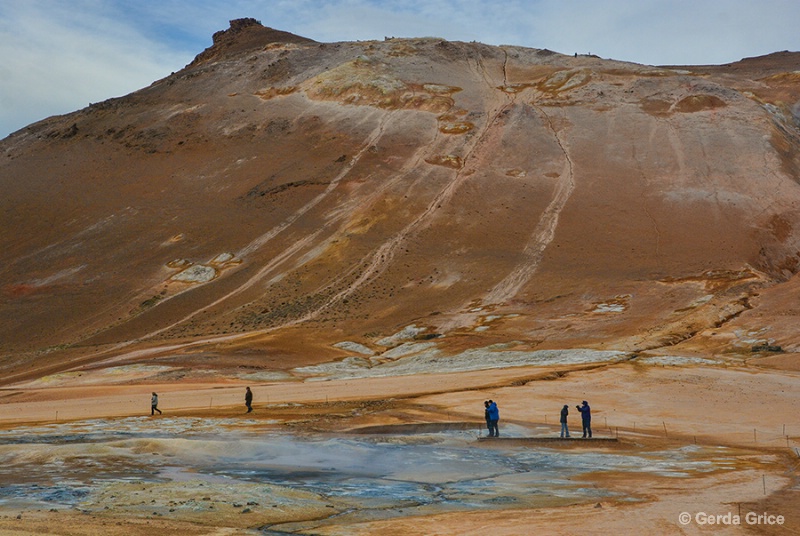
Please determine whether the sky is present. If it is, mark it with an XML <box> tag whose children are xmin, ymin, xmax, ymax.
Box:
<box><xmin>1</xmin><ymin>0</ymin><xmax>799</xmax><ymax>139</ymax></box>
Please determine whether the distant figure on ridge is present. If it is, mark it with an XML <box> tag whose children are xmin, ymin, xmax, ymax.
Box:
<box><xmin>576</xmin><ymin>400</ymin><xmax>591</xmax><ymax>438</ymax></box>
<box><xmin>151</xmin><ymin>392</ymin><xmax>162</xmax><ymax>416</ymax></box>
<box><xmin>245</xmin><ymin>386</ymin><xmax>253</xmax><ymax>413</ymax></box>
<box><xmin>560</xmin><ymin>404</ymin><xmax>570</xmax><ymax>438</ymax></box>
<box><xmin>487</xmin><ymin>399</ymin><xmax>500</xmax><ymax>437</ymax></box>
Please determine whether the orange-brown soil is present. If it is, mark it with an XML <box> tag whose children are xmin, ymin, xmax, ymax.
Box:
<box><xmin>1</xmin><ymin>357</ymin><xmax>798</xmax><ymax>535</ymax></box>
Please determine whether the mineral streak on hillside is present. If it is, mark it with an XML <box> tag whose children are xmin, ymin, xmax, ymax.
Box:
<box><xmin>1</xmin><ymin>19</ymin><xmax>800</xmax><ymax>380</ymax></box>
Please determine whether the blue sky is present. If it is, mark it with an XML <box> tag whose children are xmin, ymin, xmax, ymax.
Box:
<box><xmin>2</xmin><ymin>0</ymin><xmax>799</xmax><ymax>139</ymax></box>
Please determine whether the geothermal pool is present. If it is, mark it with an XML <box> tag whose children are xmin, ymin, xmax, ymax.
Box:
<box><xmin>0</xmin><ymin>417</ymin><xmax>738</xmax><ymax>532</ymax></box>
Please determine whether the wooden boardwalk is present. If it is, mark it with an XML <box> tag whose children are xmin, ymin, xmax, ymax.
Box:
<box><xmin>346</xmin><ymin>423</ymin><xmax>621</xmax><ymax>445</ymax></box>
<box><xmin>477</xmin><ymin>436</ymin><xmax>619</xmax><ymax>443</ymax></box>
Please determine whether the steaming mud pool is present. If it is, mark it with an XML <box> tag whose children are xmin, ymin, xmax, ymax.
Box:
<box><xmin>0</xmin><ymin>417</ymin><xmax>743</xmax><ymax>533</ymax></box>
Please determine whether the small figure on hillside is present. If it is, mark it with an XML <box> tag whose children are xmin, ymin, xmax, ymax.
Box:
<box><xmin>576</xmin><ymin>400</ymin><xmax>591</xmax><ymax>438</ymax></box>
<box><xmin>484</xmin><ymin>400</ymin><xmax>492</xmax><ymax>436</ymax></box>
<box><xmin>151</xmin><ymin>392</ymin><xmax>162</xmax><ymax>416</ymax></box>
<box><xmin>560</xmin><ymin>404</ymin><xmax>571</xmax><ymax>438</ymax></box>
<box><xmin>487</xmin><ymin>399</ymin><xmax>500</xmax><ymax>437</ymax></box>
<box><xmin>245</xmin><ymin>386</ymin><xmax>253</xmax><ymax>413</ymax></box>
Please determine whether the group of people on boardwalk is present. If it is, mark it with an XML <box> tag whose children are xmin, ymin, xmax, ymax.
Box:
<box><xmin>484</xmin><ymin>399</ymin><xmax>593</xmax><ymax>438</ymax></box>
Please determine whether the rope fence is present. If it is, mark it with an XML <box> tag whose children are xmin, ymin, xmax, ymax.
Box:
<box><xmin>532</xmin><ymin>415</ymin><xmax>798</xmax><ymax>449</ymax></box>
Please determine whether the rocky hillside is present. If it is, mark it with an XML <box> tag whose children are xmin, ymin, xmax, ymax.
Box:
<box><xmin>2</xmin><ymin>19</ymin><xmax>799</xmax><ymax>381</ymax></box>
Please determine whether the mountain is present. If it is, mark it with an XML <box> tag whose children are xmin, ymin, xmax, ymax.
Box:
<box><xmin>2</xmin><ymin>18</ymin><xmax>799</xmax><ymax>383</ymax></box>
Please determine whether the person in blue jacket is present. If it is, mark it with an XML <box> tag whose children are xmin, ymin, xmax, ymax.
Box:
<box><xmin>487</xmin><ymin>400</ymin><xmax>500</xmax><ymax>437</ymax></box>
<box><xmin>576</xmin><ymin>400</ymin><xmax>591</xmax><ymax>438</ymax></box>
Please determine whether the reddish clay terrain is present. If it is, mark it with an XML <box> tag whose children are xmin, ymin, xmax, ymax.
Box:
<box><xmin>1</xmin><ymin>19</ymin><xmax>800</xmax><ymax>535</ymax></box>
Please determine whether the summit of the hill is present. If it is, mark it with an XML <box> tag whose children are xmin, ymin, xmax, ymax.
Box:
<box><xmin>189</xmin><ymin>18</ymin><xmax>316</xmax><ymax>67</ymax></box>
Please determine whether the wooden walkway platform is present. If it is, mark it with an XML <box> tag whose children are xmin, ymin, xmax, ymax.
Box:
<box><xmin>477</xmin><ymin>436</ymin><xmax>619</xmax><ymax>443</ymax></box>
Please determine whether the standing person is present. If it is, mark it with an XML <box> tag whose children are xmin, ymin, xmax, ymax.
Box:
<box><xmin>484</xmin><ymin>401</ymin><xmax>492</xmax><ymax>436</ymax></box>
<box><xmin>576</xmin><ymin>400</ymin><xmax>591</xmax><ymax>438</ymax></box>
<box><xmin>245</xmin><ymin>387</ymin><xmax>253</xmax><ymax>413</ymax></box>
<box><xmin>151</xmin><ymin>392</ymin><xmax>162</xmax><ymax>416</ymax></box>
<box><xmin>560</xmin><ymin>404</ymin><xmax>571</xmax><ymax>438</ymax></box>
<box><xmin>487</xmin><ymin>400</ymin><xmax>500</xmax><ymax>437</ymax></box>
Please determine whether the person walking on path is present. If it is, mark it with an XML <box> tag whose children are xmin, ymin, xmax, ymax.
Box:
<box><xmin>151</xmin><ymin>392</ymin><xmax>162</xmax><ymax>416</ymax></box>
<box><xmin>245</xmin><ymin>387</ymin><xmax>253</xmax><ymax>413</ymax></box>
<box><xmin>576</xmin><ymin>400</ymin><xmax>591</xmax><ymax>438</ymax></box>
<box><xmin>560</xmin><ymin>404</ymin><xmax>571</xmax><ymax>438</ymax></box>
<box><xmin>487</xmin><ymin>400</ymin><xmax>500</xmax><ymax>437</ymax></box>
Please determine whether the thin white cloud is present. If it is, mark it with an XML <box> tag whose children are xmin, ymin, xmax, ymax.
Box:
<box><xmin>0</xmin><ymin>0</ymin><xmax>193</xmax><ymax>138</ymax></box>
<box><xmin>2</xmin><ymin>0</ymin><xmax>799</xmax><ymax>139</ymax></box>
<box><xmin>523</xmin><ymin>0</ymin><xmax>800</xmax><ymax>65</ymax></box>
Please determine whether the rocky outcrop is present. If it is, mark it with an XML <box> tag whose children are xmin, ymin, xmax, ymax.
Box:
<box><xmin>189</xmin><ymin>18</ymin><xmax>316</xmax><ymax>67</ymax></box>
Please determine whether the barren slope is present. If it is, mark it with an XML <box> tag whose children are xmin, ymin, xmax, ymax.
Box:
<box><xmin>1</xmin><ymin>19</ymin><xmax>800</xmax><ymax>380</ymax></box>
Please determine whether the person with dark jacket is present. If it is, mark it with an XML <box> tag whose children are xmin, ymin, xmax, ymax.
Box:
<box><xmin>487</xmin><ymin>400</ymin><xmax>500</xmax><ymax>437</ymax></box>
<box><xmin>560</xmin><ymin>404</ymin><xmax>570</xmax><ymax>438</ymax></box>
<box><xmin>576</xmin><ymin>400</ymin><xmax>591</xmax><ymax>438</ymax></box>
<box><xmin>484</xmin><ymin>400</ymin><xmax>492</xmax><ymax>436</ymax></box>
<box><xmin>245</xmin><ymin>387</ymin><xmax>253</xmax><ymax>413</ymax></box>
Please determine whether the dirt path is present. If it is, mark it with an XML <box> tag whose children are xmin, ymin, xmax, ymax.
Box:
<box><xmin>296</xmin><ymin>92</ymin><xmax>516</xmax><ymax>319</ymax></box>
<box><xmin>237</xmin><ymin>106</ymin><xmax>396</xmax><ymax>259</ymax></box>
<box><xmin>484</xmin><ymin>104</ymin><xmax>576</xmax><ymax>304</ymax></box>
<box><xmin>139</xmin><ymin>107</ymin><xmax>398</xmax><ymax>338</ymax></box>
